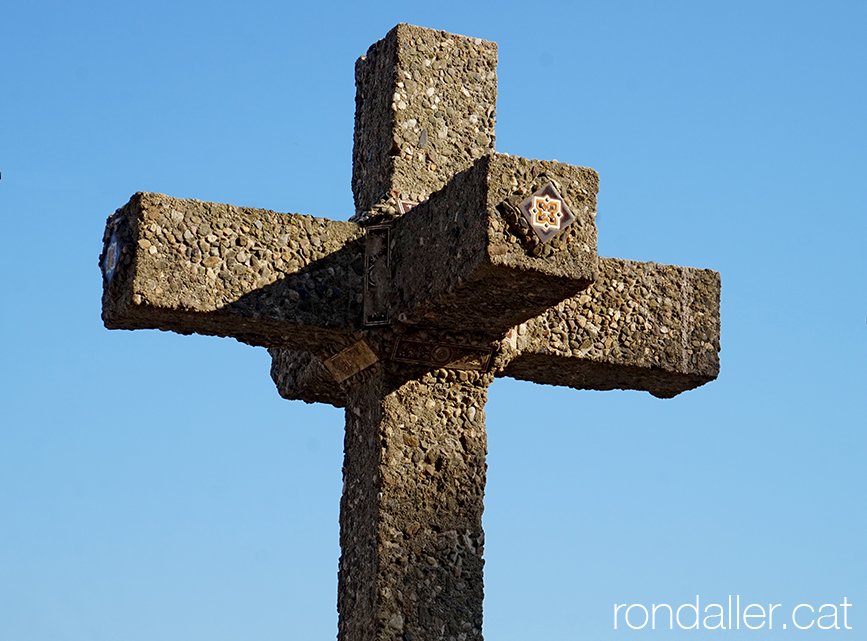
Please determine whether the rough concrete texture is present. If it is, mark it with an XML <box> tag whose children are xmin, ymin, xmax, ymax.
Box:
<box><xmin>339</xmin><ymin>368</ymin><xmax>489</xmax><ymax>641</ymax></box>
<box><xmin>100</xmin><ymin>192</ymin><xmax>364</xmax><ymax>353</ymax></box>
<box><xmin>271</xmin><ymin>325</ymin><xmax>504</xmax><ymax>410</ymax></box>
<box><xmin>269</xmin><ymin>349</ymin><xmax>347</xmax><ymax>408</ymax></box>
<box><xmin>352</xmin><ymin>24</ymin><xmax>497</xmax><ymax>223</ymax></box>
<box><xmin>386</xmin><ymin>153</ymin><xmax>598</xmax><ymax>334</ymax></box>
<box><xmin>503</xmin><ymin>257</ymin><xmax>721</xmax><ymax>398</ymax></box>
<box><xmin>100</xmin><ymin>22</ymin><xmax>722</xmax><ymax>641</ymax></box>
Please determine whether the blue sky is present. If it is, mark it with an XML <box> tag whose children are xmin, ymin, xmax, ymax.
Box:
<box><xmin>1</xmin><ymin>1</ymin><xmax>864</xmax><ymax>639</ymax></box>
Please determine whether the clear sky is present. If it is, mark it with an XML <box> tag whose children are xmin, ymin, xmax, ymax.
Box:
<box><xmin>1</xmin><ymin>1</ymin><xmax>864</xmax><ymax>639</ymax></box>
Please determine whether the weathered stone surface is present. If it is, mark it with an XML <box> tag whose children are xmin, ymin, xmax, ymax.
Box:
<box><xmin>339</xmin><ymin>368</ymin><xmax>489</xmax><ymax>641</ymax></box>
<box><xmin>352</xmin><ymin>24</ymin><xmax>497</xmax><ymax>223</ymax></box>
<box><xmin>100</xmin><ymin>192</ymin><xmax>365</xmax><ymax>354</ymax></box>
<box><xmin>503</xmin><ymin>257</ymin><xmax>721</xmax><ymax>398</ymax></box>
<box><xmin>269</xmin><ymin>349</ymin><xmax>346</xmax><ymax>408</ymax></box>
<box><xmin>100</xmin><ymin>22</ymin><xmax>722</xmax><ymax>641</ymax></box>
<box><xmin>384</xmin><ymin>153</ymin><xmax>598</xmax><ymax>334</ymax></box>
<box><xmin>271</xmin><ymin>327</ymin><xmax>505</xmax><ymax>410</ymax></box>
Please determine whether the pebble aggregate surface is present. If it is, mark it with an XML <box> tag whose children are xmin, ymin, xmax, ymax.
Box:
<box><xmin>340</xmin><ymin>371</ymin><xmax>489</xmax><ymax>641</ymax></box>
<box><xmin>387</xmin><ymin>153</ymin><xmax>599</xmax><ymax>335</ymax></box>
<box><xmin>100</xmin><ymin>22</ymin><xmax>721</xmax><ymax>641</ymax></box>
<box><xmin>101</xmin><ymin>192</ymin><xmax>364</xmax><ymax>351</ymax></box>
<box><xmin>352</xmin><ymin>24</ymin><xmax>497</xmax><ymax>225</ymax></box>
<box><xmin>504</xmin><ymin>257</ymin><xmax>721</xmax><ymax>398</ymax></box>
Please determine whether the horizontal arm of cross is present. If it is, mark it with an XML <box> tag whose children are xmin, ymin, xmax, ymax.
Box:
<box><xmin>100</xmin><ymin>192</ymin><xmax>365</xmax><ymax>355</ymax></box>
<box><xmin>501</xmin><ymin>257</ymin><xmax>721</xmax><ymax>398</ymax></box>
<box><xmin>101</xmin><ymin>148</ymin><xmax>604</xmax><ymax>377</ymax></box>
<box><xmin>269</xmin><ymin>348</ymin><xmax>347</xmax><ymax>407</ymax></box>
<box><xmin>271</xmin><ymin>257</ymin><xmax>720</xmax><ymax>405</ymax></box>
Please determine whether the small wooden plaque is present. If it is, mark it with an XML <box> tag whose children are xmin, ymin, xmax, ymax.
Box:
<box><xmin>324</xmin><ymin>340</ymin><xmax>379</xmax><ymax>383</ymax></box>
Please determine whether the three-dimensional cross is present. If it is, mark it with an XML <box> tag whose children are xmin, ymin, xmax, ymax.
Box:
<box><xmin>100</xmin><ymin>24</ymin><xmax>720</xmax><ymax>641</ymax></box>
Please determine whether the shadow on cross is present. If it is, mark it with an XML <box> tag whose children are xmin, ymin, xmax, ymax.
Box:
<box><xmin>99</xmin><ymin>194</ymin><xmax>505</xmax><ymax>409</ymax></box>
<box><xmin>100</xmin><ymin>186</ymin><xmax>719</xmax><ymax>413</ymax></box>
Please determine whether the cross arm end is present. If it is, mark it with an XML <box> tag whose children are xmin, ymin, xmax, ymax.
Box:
<box><xmin>501</xmin><ymin>257</ymin><xmax>721</xmax><ymax>398</ymax></box>
<box><xmin>99</xmin><ymin>192</ymin><xmax>365</xmax><ymax>353</ymax></box>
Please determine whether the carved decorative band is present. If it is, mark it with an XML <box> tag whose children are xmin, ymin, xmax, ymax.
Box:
<box><xmin>363</xmin><ymin>224</ymin><xmax>391</xmax><ymax>326</ymax></box>
<box><xmin>391</xmin><ymin>338</ymin><xmax>493</xmax><ymax>371</ymax></box>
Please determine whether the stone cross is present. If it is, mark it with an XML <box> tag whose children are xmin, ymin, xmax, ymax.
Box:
<box><xmin>100</xmin><ymin>24</ymin><xmax>720</xmax><ymax>641</ymax></box>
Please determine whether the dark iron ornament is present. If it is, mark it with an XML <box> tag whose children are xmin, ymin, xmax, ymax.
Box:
<box><xmin>363</xmin><ymin>224</ymin><xmax>391</xmax><ymax>326</ymax></box>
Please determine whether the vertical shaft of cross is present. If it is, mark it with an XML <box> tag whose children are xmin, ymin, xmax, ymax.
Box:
<box><xmin>351</xmin><ymin>24</ymin><xmax>497</xmax><ymax>224</ymax></box>
<box><xmin>339</xmin><ymin>370</ymin><xmax>491</xmax><ymax>641</ymax></box>
<box><xmin>334</xmin><ymin>25</ymin><xmax>502</xmax><ymax>640</ymax></box>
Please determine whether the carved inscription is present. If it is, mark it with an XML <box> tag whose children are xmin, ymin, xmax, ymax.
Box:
<box><xmin>363</xmin><ymin>224</ymin><xmax>391</xmax><ymax>326</ymax></box>
<box><xmin>391</xmin><ymin>338</ymin><xmax>493</xmax><ymax>371</ymax></box>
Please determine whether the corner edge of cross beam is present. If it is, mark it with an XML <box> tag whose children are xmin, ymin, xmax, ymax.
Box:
<box><xmin>99</xmin><ymin>191</ymin><xmax>365</xmax><ymax>351</ymax></box>
<box><xmin>498</xmin><ymin>257</ymin><xmax>721</xmax><ymax>398</ymax></box>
